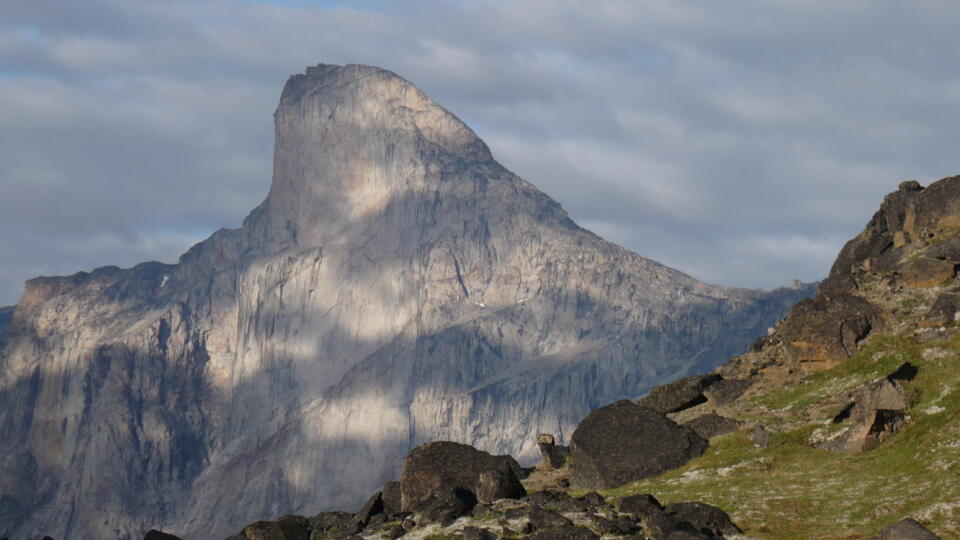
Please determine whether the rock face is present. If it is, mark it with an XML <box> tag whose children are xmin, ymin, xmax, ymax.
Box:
<box><xmin>0</xmin><ymin>305</ymin><xmax>12</xmax><ymax>344</ymax></box>
<box><xmin>568</xmin><ymin>400</ymin><xmax>707</xmax><ymax>489</ymax></box>
<box><xmin>0</xmin><ymin>64</ymin><xmax>811</xmax><ymax>539</ymax></box>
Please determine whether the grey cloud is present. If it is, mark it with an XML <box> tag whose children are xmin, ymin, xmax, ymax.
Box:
<box><xmin>2</xmin><ymin>0</ymin><xmax>960</xmax><ymax>305</ymax></box>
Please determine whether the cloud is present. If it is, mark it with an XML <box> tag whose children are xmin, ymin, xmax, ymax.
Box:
<box><xmin>2</xmin><ymin>0</ymin><xmax>960</xmax><ymax>304</ymax></box>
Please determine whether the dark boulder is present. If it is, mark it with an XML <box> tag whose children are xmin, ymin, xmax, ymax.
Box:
<box><xmin>781</xmin><ymin>292</ymin><xmax>884</xmax><ymax>370</ymax></box>
<box><xmin>382</xmin><ymin>481</ymin><xmax>403</xmax><ymax>515</ymax></box>
<box><xmin>637</xmin><ymin>374</ymin><xmax>723</xmax><ymax>414</ymax></box>
<box><xmin>682</xmin><ymin>414</ymin><xmax>742</xmax><ymax>439</ymax></box>
<box><xmin>400</xmin><ymin>441</ymin><xmax>525</xmax><ymax>510</ymax></box>
<box><xmin>702</xmin><ymin>378</ymin><xmax>753</xmax><ymax>406</ymax></box>
<box><xmin>569</xmin><ymin>400</ymin><xmax>708</xmax><ymax>489</ymax></box>
<box><xmin>528</xmin><ymin>505</ymin><xmax>574</xmax><ymax>530</ymax></box>
<box><xmin>476</xmin><ymin>468</ymin><xmax>526</xmax><ymax>502</ymax></box>
<box><xmin>144</xmin><ymin>531</ymin><xmax>182</xmax><ymax>540</ymax></box>
<box><xmin>524</xmin><ymin>490</ymin><xmax>590</xmax><ymax>513</ymax></box>
<box><xmin>617</xmin><ymin>493</ymin><xmax>664</xmax><ymax>519</ymax></box>
<box><xmin>418</xmin><ymin>488</ymin><xmax>477</xmax><ymax>525</ymax></box>
<box><xmin>528</xmin><ymin>525</ymin><xmax>599</xmax><ymax>540</ymax></box>
<box><xmin>664</xmin><ymin>502</ymin><xmax>742</xmax><ymax>536</ymax></box>
<box><xmin>307</xmin><ymin>511</ymin><xmax>353</xmax><ymax>532</ymax></box>
<box><xmin>461</xmin><ymin>526</ymin><xmax>497</xmax><ymax>540</ymax></box>
<box><xmin>926</xmin><ymin>236</ymin><xmax>960</xmax><ymax>261</ymax></box>
<box><xmin>924</xmin><ymin>291</ymin><xmax>960</xmax><ymax>325</ymax></box>
<box><xmin>238</xmin><ymin>518</ymin><xmax>309</xmax><ymax>540</ymax></box>
<box><xmin>354</xmin><ymin>492</ymin><xmax>385</xmax><ymax>527</ymax></box>
<box><xmin>644</xmin><ymin>511</ymin><xmax>702</xmax><ymax>540</ymax></box>
<box><xmin>872</xmin><ymin>517</ymin><xmax>940</xmax><ymax>539</ymax></box>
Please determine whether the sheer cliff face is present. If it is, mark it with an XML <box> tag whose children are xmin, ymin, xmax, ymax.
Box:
<box><xmin>0</xmin><ymin>64</ymin><xmax>812</xmax><ymax>539</ymax></box>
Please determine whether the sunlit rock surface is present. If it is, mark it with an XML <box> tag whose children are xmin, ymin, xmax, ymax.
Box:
<box><xmin>0</xmin><ymin>64</ymin><xmax>812</xmax><ymax>539</ymax></box>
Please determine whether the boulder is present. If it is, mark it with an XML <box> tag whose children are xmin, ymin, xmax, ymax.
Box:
<box><xmin>833</xmin><ymin>377</ymin><xmax>907</xmax><ymax>425</ymax></box>
<box><xmin>702</xmin><ymin>378</ymin><xmax>753</xmax><ymax>406</ymax></box>
<box><xmin>460</xmin><ymin>526</ymin><xmax>497</xmax><ymax>540</ymax></box>
<box><xmin>664</xmin><ymin>502</ymin><xmax>742</xmax><ymax>536</ymax></box>
<box><xmin>238</xmin><ymin>519</ymin><xmax>309</xmax><ymax>540</ymax></box>
<box><xmin>569</xmin><ymin>400</ymin><xmax>708</xmax><ymax>489</ymax></box>
<box><xmin>781</xmin><ymin>292</ymin><xmax>884</xmax><ymax>370</ymax></box>
<box><xmin>899</xmin><ymin>257</ymin><xmax>957</xmax><ymax>289</ymax></box>
<box><xmin>537</xmin><ymin>433</ymin><xmax>570</xmax><ymax>469</ymax></box>
<box><xmin>637</xmin><ymin>374</ymin><xmax>723</xmax><ymax>413</ymax></box>
<box><xmin>528</xmin><ymin>525</ymin><xmax>599</xmax><ymax>540</ymax></box>
<box><xmin>682</xmin><ymin>414</ymin><xmax>742</xmax><ymax>439</ymax></box>
<box><xmin>872</xmin><ymin>518</ymin><xmax>940</xmax><ymax>539</ymax></box>
<box><xmin>926</xmin><ymin>236</ymin><xmax>960</xmax><ymax>261</ymax></box>
<box><xmin>524</xmin><ymin>490</ymin><xmax>591</xmax><ymax>514</ymax></box>
<box><xmin>400</xmin><ymin>441</ymin><xmax>524</xmax><ymax>511</ymax></box>
<box><xmin>354</xmin><ymin>492</ymin><xmax>384</xmax><ymax>527</ymax></box>
<box><xmin>381</xmin><ymin>481</ymin><xmax>403</xmax><ymax>515</ymax></box>
<box><xmin>418</xmin><ymin>488</ymin><xmax>477</xmax><ymax>525</ymax></box>
<box><xmin>616</xmin><ymin>493</ymin><xmax>664</xmax><ymax>519</ymax></box>
<box><xmin>307</xmin><ymin>511</ymin><xmax>353</xmax><ymax>533</ymax></box>
<box><xmin>527</xmin><ymin>505</ymin><xmax>574</xmax><ymax>530</ymax></box>
<box><xmin>748</xmin><ymin>424</ymin><xmax>771</xmax><ymax>448</ymax></box>
<box><xmin>476</xmin><ymin>469</ymin><xmax>526</xmax><ymax>502</ymax></box>
<box><xmin>144</xmin><ymin>531</ymin><xmax>182</xmax><ymax>540</ymax></box>
<box><xmin>924</xmin><ymin>291</ymin><xmax>960</xmax><ymax>325</ymax></box>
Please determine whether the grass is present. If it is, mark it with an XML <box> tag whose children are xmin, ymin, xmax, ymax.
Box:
<box><xmin>594</xmin><ymin>332</ymin><xmax>960</xmax><ymax>539</ymax></box>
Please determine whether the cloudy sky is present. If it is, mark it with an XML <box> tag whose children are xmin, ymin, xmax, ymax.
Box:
<box><xmin>2</xmin><ymin>0</ymin><xmax>960</xmax><ymax>305</ymax></box>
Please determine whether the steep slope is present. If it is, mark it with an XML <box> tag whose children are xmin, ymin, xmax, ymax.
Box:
<box><xmin>0</xmin><ymin>64</ymin><xmax>810</xmax><ymax>540</ymax></box>
<box><xmin>604</xmin><ymin>177</ymin><xmax>960</xmax><ymax>538</ymax></box>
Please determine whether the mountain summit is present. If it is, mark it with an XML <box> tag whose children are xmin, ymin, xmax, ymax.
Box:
<box><xmin>0</xmin><ymin>64</ymin><xmax>811</xmax><ymax>539</ymax></box>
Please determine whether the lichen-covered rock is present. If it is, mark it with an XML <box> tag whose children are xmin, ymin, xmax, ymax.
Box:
<box><xmin>476</xmin><ymin>469</ymin><xmax>526</xmax><ymax>503</ymax></box>
<box><xmin>537</xmin><ymin>433</ymin><xmax>569</xmax><ymax>470</ymax></box>
<box><xmin>637</xmin><ymin>374</ymin><xmax>722</xmax><ymax>414</ymax></box>
<box><xmin>401</xmin><ymin>442</ymin><xmax>521</xmax><ymax>510</ymax></box>
<box><xmin>682</xmin><ymin>414</ymin><xmax>742</xmax><ymax>439</ymax></box>
<box><xmin>702</xmin><ymin>378</ymin><xmax>753</xmax><ymax>406</ymax></box>
<box><xmin>781</xmin><ymin>292</ymin><xmax>884</xmax><ymax>370</ymax></box>
<box><xmin>872</xmin><ymin>517</ymin><xmax>941</xmax><ymax>539</ymax></box>
<box><xmin>664</xmin><ymin>502</ymin><xmax>742</xmax><ymax>536</ymax></box>
<box><xmin>569</xmin><ymin>400</ymin><xmax>707</xmax><ymax>489</ymax></box>
<box><xmin>381</xmin><ymin>481</ymin><xmax>402</xmax><ymax>515</ymax></box>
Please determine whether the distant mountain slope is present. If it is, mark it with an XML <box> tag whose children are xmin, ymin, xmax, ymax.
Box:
<box><xmin>0</xmin><ymin>64</ymin><xmax>811</xmax><ymax>540</ymax></box>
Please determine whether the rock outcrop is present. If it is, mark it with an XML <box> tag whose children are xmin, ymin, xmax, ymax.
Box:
<box><xmin>568</xmin><ymin>400</ymin><xmax>707</xmax><ymax>489</ymax></box>
<box><xmin>0</xmin><ymin>63</ymin><xmax>811</xmax><ymax>539</ymax></box>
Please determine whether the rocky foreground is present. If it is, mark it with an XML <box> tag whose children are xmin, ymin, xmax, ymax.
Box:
<box><xmin>137</xmin><ymin>177</ymin><xmax>960</xmax><ymax>539</ymax></box>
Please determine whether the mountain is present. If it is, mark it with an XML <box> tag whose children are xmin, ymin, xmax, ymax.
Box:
<box><xmin>0</xmin><ymin>64</ymin><xmax>811</xmax><ymax>540</ymax></box>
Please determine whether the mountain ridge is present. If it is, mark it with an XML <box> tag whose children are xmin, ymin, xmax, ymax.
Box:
<box><xmin>0</xmin><ymin>63</ymin><xmax>811</xmax><ymax>539</ymax></box>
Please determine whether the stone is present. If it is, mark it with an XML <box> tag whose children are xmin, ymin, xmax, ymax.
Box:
<box><xmin>926</xmin><ymin>236</ymin><xmax>960</xmax><ymax>261</ymax></box>
<box><xmin>528</xmin><ymin>525</ymin><xmax>599</xmax><ymax>540</ymax></box>
<box><xmin>681</xmin><ymin>414</ymin><xmax>742</xmax><ymax>439</ymax></box>
<box><xmin>578</xmin><ymin>492</ymin><xmax>608</xmax><ymax>511</ymax></box>
<box><xmin>460</xmin><ymin>526</ymin><xmax>497</xmax><ymax>540</ymax></box>
<box><xmin>240</xmin><ymin>519</ymin><xmax>310</xmax><ymax>540</ymax></box>
<box><xmin>644</xmin><ymin>511</ymin><xmax>702</xmax><ymax>540</ymax></box>
<box><xmin>664</xmin><ymin>502</ymin><xmax>742</xmax><ymax>536</ymax></box>
<box><xmin>476</xmin><ymin>469</ymin><xmax>526</xmax><ymax>502</ymax></box>
<box><xmin>637</xmin><ymin>374</ymin><xmax>723</xmax><ymax>414</ymax></box>
<box><xmin>924</xmin><ymin>291</ymin><xmax>960</xmax><ymax>325</ymax></box>
<box><xmin>524</xmin><ymin>490</ymin><xmax>590</xmax><ymax>514</ymax></box>
<box><xmin>528</xmin><ymin>505</ymin><xmax>574</xmax><ymax>530</ymax></box>
<box><xmin>833</xmin><ymin>377</ymin><xmax>908</xmax><ymax>425</ymax></box>
<box><xmin>354</xmin><ymin>492</ymin><xmax>384</xmax><ymax>527</ymax></box>
<box><xmin>307</xmin><ymin>512</ymin><xmax>353</xmax><ymax>533</ymax></box>
<box><xmin>537</xmin><ymin>433</ymin><xmax>570</xmax><ymax>469</ymax></box>
<box><xmin>781</xmin><ymin>292</ymin><xmax>884</xmax><ymax>370</ymax></box>
<box><xmin>0</xmin><ymin>63</ymin><xmax>812</xmax><ymax>540</ymax></box>
<box><xmin>569</xmin><ymin>400</ymin><xmax>708</xmax><ymax>489</ymax></box>
<box><xmin>872</xmin><ymin>518</ymin><xmax>940</xmax><ymax>539</ymax></box>
<box><xmin>702</xmin><ymin>378</ymin><xmax>753</xmax><ymax>406</ymax></box>
<box><xmin>899</xmin><ymin>257</ymin><xmax>957</xmax><ymax>289</ymax></box>
<box><xmin>418</xmin><ymin>488</ymin><xmax>476</xmax><ymax>525</ymax></box>
<box><xmin>748</xmin><ymin>424</ymin><xmax>771</xmax><ymax>448</ymax></box>
<box><xmin>617</xmin><ymin>493</ymin><xmax>664</xmax><ymax>519</ymax></box>
<box><xmin>400</xmin><ymin>441</ymin><xmax>524</xmax><ymax>510</ymax></box>
<box><xmin>144</xmin><ymin>531</ymin><xmax>182</xmax><ymax>540</ymax></box>
<box><xmin>382</xmin><ymin>481</ymin><xmax>403</xmax><ymax>515</ymax></box>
